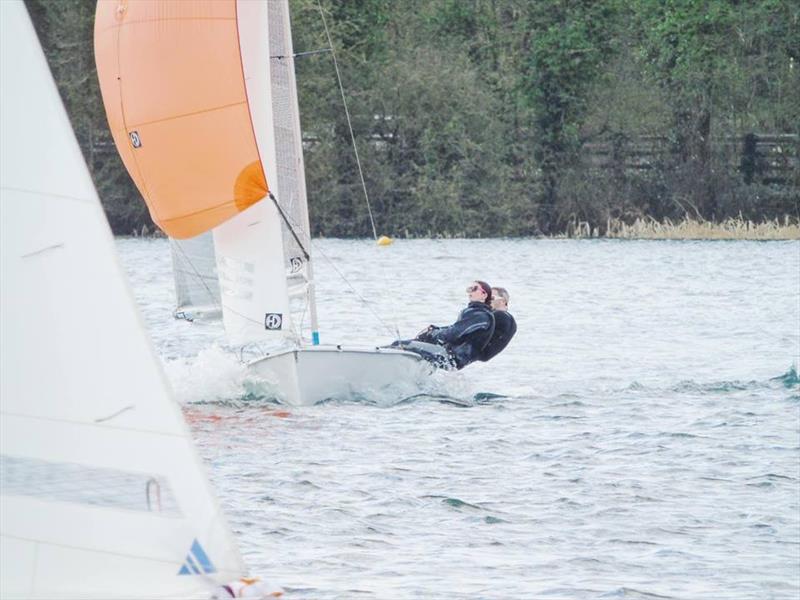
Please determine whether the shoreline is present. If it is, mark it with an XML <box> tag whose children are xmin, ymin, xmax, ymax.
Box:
<box><xmin>121</xmin><ymin>216</ymin><xmax>800</xmax><ymax>241</ymax></box>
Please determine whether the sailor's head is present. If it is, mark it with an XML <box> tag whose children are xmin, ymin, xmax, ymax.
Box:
<box><xmin>491</xmin><ymin>287</ymin><xmax>509</xmax><ymax>311</ymax></box>
<box><xmin>467</xmin><ymin>281</ymin><xmax>492</xmax><ymax>306</ymax></box>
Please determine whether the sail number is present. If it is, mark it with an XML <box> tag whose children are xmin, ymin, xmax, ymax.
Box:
<box><xmin>264</xmin><ymin>313</ymin><xmax>283</xmax><ymax>330</ymax></box>
<box><xmin>129</xmin><ymin>131</ymin><xmax>142</xmax><ymax>148</ymax></box>
<box><xmin>289</xmin><ymin>256</ymin><xmax>303</xmax><ymax>273</ymax></box>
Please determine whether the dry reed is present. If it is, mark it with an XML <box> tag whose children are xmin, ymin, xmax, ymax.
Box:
<box><xmin>603</xmin><ymin>216</ymin><xmax>800</xmax><ymax>240</ymax></box>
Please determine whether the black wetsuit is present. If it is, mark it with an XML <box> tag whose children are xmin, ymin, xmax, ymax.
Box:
<box><xmin>418</xmin><ymin>301</ymin><xmax>495</xmax><ymax>369</ymax></box>
<box><xmin>480</xmin><ymin>310</ymin><xmax>517</xmax><ymax>361</ymax></box>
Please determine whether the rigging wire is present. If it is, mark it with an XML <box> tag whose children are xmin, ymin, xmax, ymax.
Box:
<box><xmin>271</xmin><ymin>48</ymin><xmax>332</xmax><ymax>60</ymax></box>
<box><xmin>308</xmin><ymin>240</ymin><xmax>399</xmax><ymax>338</ymax></box>
<box><xmin>269</xmin><ymin>192</ymin><xmax>310</xmax><ymax>261</ymax></box>
<box><xmin>271</xmin><ymin>191</ymin><xmax>399</xmax><ymax>338</ymax></box>
<box><xmin>268</xmin><ymin>191</ymin><xmax>314</xmax><ymax>342</ymax></box>
<box><xmin>316</xmin><ymin>0</ymin><xmax>378</xmax><ymax>240</ymax></box>
<box><xmin>315</xmin><ymin>0</ymin><xmax>402</xmax><ymax>340</ymax></box>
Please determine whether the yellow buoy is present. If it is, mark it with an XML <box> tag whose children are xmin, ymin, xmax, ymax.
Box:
<box><xmin>376</xmin><ymin>235</ymin><xmax>393</xmax><ymax>246</ymax></box>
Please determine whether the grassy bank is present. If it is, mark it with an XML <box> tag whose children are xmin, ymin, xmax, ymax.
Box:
<box><xmin>603</xmin><ymin>217</ymin><xmax>799</xmax><ymax>240</ymax></box>
<box><xmin>126</xmin><ymin>216</ymin><xmax>799</xmax><ymax>241</ymax></box>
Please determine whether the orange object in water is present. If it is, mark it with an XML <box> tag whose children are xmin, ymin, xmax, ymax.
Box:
<box><xmin>94</xmin><ymin>0</ymin><xmax>268</xmax><ymax>239</ymax></box>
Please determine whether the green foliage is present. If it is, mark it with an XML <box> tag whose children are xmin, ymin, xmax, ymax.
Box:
<box><xmin>26</xmin><ymin>0</ymin><xmax>798</xmax><ymax>237</ymax></box>
<box><xmin>516</xmin><ymin>0</ymin><xmax>620</xmax><ymax>232</ymax></box>
<box><xmin>629</xmin><ymin>0</ymin><xmax>799</xmax><ymax>219</ymax></box>
<box><xmin>26</xmin><ymin>0</ymin><xmax>149</xmax><ymax>234</ymax></box>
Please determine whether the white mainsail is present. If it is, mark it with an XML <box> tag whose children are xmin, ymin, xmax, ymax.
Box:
<box><xmin>267</xmin><ymin>0</ymin><xmax>319</xmax><ymax>345</ymax></box>
<box><xmin>0</xmin><ymin>2</ymin><xmax>245</xmax><ymax>597</ymax></box>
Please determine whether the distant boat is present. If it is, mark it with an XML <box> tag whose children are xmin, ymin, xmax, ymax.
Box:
<box><xmin>94</xmin><ymin>0</ymin><xmax>428</xmax><ymax>405</ymax></box>
<box><xmin>0</xmin><ymin>1</ymin><xmax>245</xmax><ymax>596</ymax></box>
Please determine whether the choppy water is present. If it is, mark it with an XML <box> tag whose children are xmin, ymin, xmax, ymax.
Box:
<box><xmin>117</xmin><ymin>237</ymin><xmax>800</xmax><ymax>599</ymax></box>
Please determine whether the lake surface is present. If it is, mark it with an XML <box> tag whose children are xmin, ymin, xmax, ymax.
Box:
<box><xmin>117</xmin><ymin>237</ymin><xmax>800</xmax><ymax>599</ymax></box>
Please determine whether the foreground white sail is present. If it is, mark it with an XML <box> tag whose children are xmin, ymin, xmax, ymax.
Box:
<box><xmin>0</xmin><ymin>2</ymin><xmax>244</xmax><ymax>597</ymax></box>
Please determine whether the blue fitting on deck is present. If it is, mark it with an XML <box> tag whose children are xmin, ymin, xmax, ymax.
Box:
<box><xmin>312</xmin><ymin>331</ymin><xmax>320</xmax><ymax>345</ymax></box>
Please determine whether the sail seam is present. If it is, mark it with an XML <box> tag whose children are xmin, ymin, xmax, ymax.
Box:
<box><xmin>159</xmin><ymin>198</ymin><xmax>264</xmax><ymax>225</ymax></box>
<box><xmin>0</xmin><ymin>534</ymin><xmax>239</xmax><ymax>570</ymax></box>
<box><xmin>125</xmin><ymin>100</ymin><xmax>248</xmax><ymax>129</ymax></box>
<box><xmin>96</xmin><ymin>16</ymin><xmax>236</xmax><ymax>34</ymax></box>
<box><xmin>0</xmin><ymin>186</ymin><xmax>94</xmax><ymax>204</ymax></box>
<box><xmin>0</xmin><ymin>411</ymin><xmax>190</xmax><ymax>438</ymax></box>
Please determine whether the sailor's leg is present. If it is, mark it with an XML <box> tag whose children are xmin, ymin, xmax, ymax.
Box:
<box><xmin>383</xmin><ymin>339</ymin><xmax>413</xmax><ymax>348</ymax></box>
<box><xmin>394</xmin><ymin>341</ymin><xmax>455</xmax><ymax>370</ymax></box>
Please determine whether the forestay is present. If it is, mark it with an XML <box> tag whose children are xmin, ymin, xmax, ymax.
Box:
<box><xmin>0</xmin><ymin>2</ymin><xmax>244</xmax><ymax>596</ymax></box>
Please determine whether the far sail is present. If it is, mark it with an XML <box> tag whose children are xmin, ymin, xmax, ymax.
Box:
<box><xmin>170</xmin><ymin>232</ymin><xmax>222</xmax><ymax>320</ymax></box>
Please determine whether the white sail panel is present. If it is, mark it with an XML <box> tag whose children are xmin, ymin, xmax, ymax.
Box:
<box><xmin>267</xmin><ymin>0</ymin><xmax>316</xmax><ymax>343</ymax></box>
<box><xmin>0</xmin><ymin>2</ymin><xmax>244</xmax><ymax>597</ymax></box>
<box><xmin>170</xmin><ymin>233</ymin><xmax>221</xmax><ymax>319</ymax></box>
<box><xmin>211</xmin><ymin>0</ymin><xmax>299</xmax><ymax>349</ymax></box>
<box><xmin>212</xmin><ymin>201</ymin><xmax>295</xmax><ymax>347</ymax></box>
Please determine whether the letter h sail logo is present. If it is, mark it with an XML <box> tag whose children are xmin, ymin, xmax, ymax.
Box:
<box><xmin>177</xmin><ymin>538</ymin><xmax>217</xmax><ymax>575</ymax></box>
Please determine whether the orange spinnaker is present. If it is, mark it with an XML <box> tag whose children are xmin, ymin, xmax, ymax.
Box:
<box><xmin>94</xmin><ymin>0</ymin><xmax>267</xmax><ymax>239</ymax></box>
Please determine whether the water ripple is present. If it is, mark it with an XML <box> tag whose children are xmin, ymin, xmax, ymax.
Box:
<box><xmin>117</xmin><ymin>238</ymin><xmax>800</xmax><ymax>599</ymax></box>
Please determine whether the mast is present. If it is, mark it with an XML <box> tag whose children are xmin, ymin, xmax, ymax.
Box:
<box><xmin>268</xmin><ymin>0</ymin><xmax>321</xmax><ymax>345</ymax></box>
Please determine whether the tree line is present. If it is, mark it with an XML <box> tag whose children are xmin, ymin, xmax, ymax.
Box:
<box><xmin>27</xmin><ymin>0</ymin><xmax>799</xmax><ymax>237</ymax></box>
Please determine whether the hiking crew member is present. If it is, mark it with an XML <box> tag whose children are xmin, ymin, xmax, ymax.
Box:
<box><xmin>414</xmin><ymin>280</ymin><xmax>495</xmax><ymax>369</ymax></box>
<box><xmin>480</xmin><ymin>286</ymin><xmax>517</xmax><ymax>362</ymax></box>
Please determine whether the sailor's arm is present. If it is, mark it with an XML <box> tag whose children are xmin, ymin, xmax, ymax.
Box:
<box><xmin>430</xmin><ymin>311</ymin><xmax>493</xmax><ymax>345</ymax></box>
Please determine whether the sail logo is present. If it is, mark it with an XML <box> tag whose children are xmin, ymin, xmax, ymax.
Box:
<box><xmin>264</xmin><ymin>313</ymin><xmax>283</xmax><ymax>330</ymax></box>
<box><xmin>289</xmin><ymin>256</ymin><xmax>303</xmax><ymax>273</ymax></box>
<box><xmin>177</xmin><ymin>539</ymin><xmax>216</xmax><ymax>575</ymax></box>
<box><xmin>129</xmin><ymin>131</ymin><xmax>142</xmax><ymax>148</ymax></box>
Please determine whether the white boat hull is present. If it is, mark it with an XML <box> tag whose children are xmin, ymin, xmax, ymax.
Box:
<box><xmin>248</xmin><ymin>345</ymin><xmax>432</xmax><ymax>405</ymax></box>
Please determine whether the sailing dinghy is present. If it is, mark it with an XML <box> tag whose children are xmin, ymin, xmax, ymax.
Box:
<box><xmin>0</xmin><ymin>2</ymin><xmax>250</xmax><ymax>596</ymax></box>
<box><xmin>94</xmin><ymin>0</ymin><xmax>428</xmax><ymax>405</ymax></box>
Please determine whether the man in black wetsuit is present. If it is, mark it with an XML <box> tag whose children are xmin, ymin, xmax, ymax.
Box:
<box><xmin>393</xmin><ymin>280</ymin><xmax>496</xmax><ymax>370</ymax></box>
<box><xmin>480</xmin><ymin>286</ymin><xmax>517</xmax><ymax>362</ymax></box>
